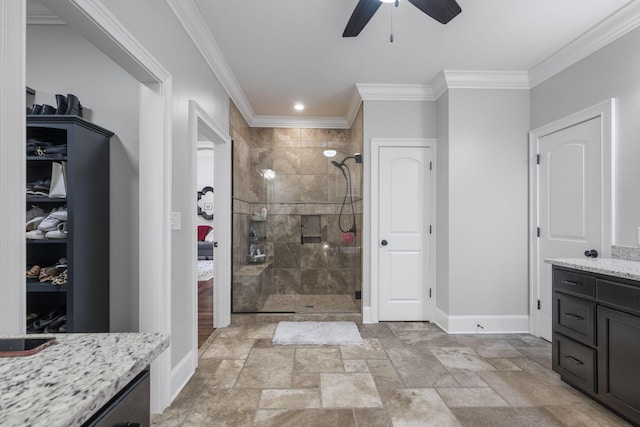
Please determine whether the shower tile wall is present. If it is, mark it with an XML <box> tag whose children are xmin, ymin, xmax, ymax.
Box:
<box><xmin>248</xmin><ymin>117</ymin><xmax>363</xmax><ymax>303</ymax></box>
<box><xmin>231</xmin><ymin>102</ymin><xmax>363</xmax><ymax>312</ymax></box>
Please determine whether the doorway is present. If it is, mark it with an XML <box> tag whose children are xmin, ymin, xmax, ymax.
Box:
<box><xmin>196</xmin><ymin>141</ymin><xmax>215</xmax><ymax>347</ymax></box>
<box><xmin>370</xmin><ymin>138</ymin><xmax>437</xmax><ymax>322</ymax></box>
<box><xmin>188</xmin><ymin>100</ymin><xmax>232</xmax><ymax>366</ymax></box>
<box><xmin>529</xmin><ymin>99</ymin><xmax>613</xmax><ymax>340</ymax></box>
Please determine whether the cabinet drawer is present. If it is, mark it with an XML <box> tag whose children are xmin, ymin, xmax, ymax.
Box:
<box><xmin>553</xmin><ymin>333</ymin><xmax>596</xmax><ymax>394</ymax></box>
<box><xmin>553</xmin><ymin>292</ymin><xmax>596</xmax><ymax>346</ymax></box>
<box><xmin>597</xmin><ymin>279</ymin><xmax>640</xmax><ymax>316</ymax></box>
<box><xmin>553</xmin><ymin>268</ymin><xmax>595</xmax><ymax>298</ymax></box>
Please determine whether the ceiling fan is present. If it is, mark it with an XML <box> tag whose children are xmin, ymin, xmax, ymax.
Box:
<box><xmin>343</xmin><ymin>0</ymin><xmax>462</xmax><ymax>37</ymax></box>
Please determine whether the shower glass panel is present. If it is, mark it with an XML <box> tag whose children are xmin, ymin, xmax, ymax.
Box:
<box><xmin>231</xmin><ymin>126</ymin><xmax>363</xmax><ymax>315</ymax></box>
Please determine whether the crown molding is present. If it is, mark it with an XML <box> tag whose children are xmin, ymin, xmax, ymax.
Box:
<box><xmin>166</xmin><ymin>0</ymin><xmax>255</xmax><ymax>126</ymax></box>
<box><xmin>442</xmin><ymin>70</ymin><xmax>530</xmax><ymax>90</ymax></box>
<box><xmin>356</xmin><ymin>83</ymin><xmax>436</xmax><ymax>101</ymax></box>
<box><xmin>251</xmin><ymin>115</ymin><xmax>350</xmax><ymax>129</ymax></box>
<box><xmin>529</xmin><ymin>0</ymin><xmax>640</xmax><ymax>87</ymax></box>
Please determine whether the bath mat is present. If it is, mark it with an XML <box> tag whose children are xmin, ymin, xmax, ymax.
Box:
<box><xmin>272</xmin><ymin>321</ymin><xmax>363</xmax><ymax>345</ymax></box>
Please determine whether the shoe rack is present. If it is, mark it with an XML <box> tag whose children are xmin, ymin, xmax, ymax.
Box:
<box><xmin>26</xmin><ymin>115</ymin><xmax>113</xmax><ymax>333</ymax></box>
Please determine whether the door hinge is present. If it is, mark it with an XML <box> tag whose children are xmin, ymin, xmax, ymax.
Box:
<box><xmin>537</xmin><ymin>299</ymin><xmax>541</xmax><ymax>310</ymax></box>
<box><xmin>429</xmin><ymin>288</ymin><xmax>432</xmax><ymax>298</ymax></box>
<box><xmin>537</xmin><ymin>227</ymin><xmax>540</xmax><ymax>237</ymax></box>
<box><xmin>536</xmin><ymin>154</ymin><xmax>540</xmax><ymax>165</ymax></box>
<box><xmin>429</xmin><ymin>225</ymin><xmax>432</xmax><ymax>234</ymax></box>
<box><xmin>430</xmin><ymin>161</ymin><xmax>432</xmax><ymax>171</ymax></box>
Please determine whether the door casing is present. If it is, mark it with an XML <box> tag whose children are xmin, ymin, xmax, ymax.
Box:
<box><xmin>369</xmin><ymin>138</ymin><xmax>437</xmax><ymax>323</ymax></box>
<box><xmin>528</xmin><ymin>99</ymin><xmax>614</xmax><ymax>339</ymax></box>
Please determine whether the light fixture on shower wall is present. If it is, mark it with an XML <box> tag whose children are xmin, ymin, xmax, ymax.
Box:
<box><xmin>323</xmin><ymin>149</ymin><xmax>337</xmax><ymax>158</ymax></box>
<box><xmin>259</xmin><ymin>168</ymin><xmax>276</xmax><ymax>180</ymax></box>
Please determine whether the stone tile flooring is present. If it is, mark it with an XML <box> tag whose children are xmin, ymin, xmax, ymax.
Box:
<box><xmin>152</xmin><ymin>319</ymin><xmax>630</xmax><ymax>426</ymax></box>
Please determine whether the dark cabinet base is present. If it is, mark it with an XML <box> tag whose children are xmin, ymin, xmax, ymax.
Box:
<box><xmin>552</xmin><ymin>266</ymin><xmax>640</xmax><ymax>426</ymax></box>
<box><xmin>83</xmin><ymin>369</ymin><xmax>150</xmax><ymax>427</ymax></box>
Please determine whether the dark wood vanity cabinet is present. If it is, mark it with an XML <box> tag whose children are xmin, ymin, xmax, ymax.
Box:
<box><xmin>552</xmin><ymin>266</ymin><xmax>640</xmax><ymax>425</ymax></box>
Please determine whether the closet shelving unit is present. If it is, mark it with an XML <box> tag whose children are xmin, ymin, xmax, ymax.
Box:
<box><xmin>26</xmin><ymin>115</ymin><xmax>113</xmax><ymax>332</ymax></box>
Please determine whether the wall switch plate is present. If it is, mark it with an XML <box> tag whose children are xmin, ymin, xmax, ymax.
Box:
<box><xmin>171</xmin><ymin>212</ymin><xmax>182</xmax><ymax>230</ymax></box>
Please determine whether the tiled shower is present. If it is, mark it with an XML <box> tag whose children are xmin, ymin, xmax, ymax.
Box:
<box><xmin>230</xmin><ymin>103</ymin><xmax>363</xmax><ymax>314</ymax></box>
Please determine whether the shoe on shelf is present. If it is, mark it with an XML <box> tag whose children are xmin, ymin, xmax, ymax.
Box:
<box><xmin>41</xmin><ymin>104</ymin><xmax>56</xmax><ymax>115</ymax></box>
<box><xmin>38</xmin><ymin>208</ymin><xmax>68</xmax><ymax>231</ymax></box>
<box><xmin>54</xmin><ymin>94</ymin><xmax>68</xmax><ymax>115</ymax></box>
<box><xmin>55</xmin><ymin>257</ymin><xmax>68</xmax><ymax>268</ymax></box>
<box><xmin>26</xmin><ymin>205</ymin><xmax>46</xmax><ymax>221</ymax></box>
<box><xmin>52</xmin><ymin>270</ymin><xmax>67</xmax><ymax>286</ymax></box>
<box><xmin>26</xmin><ymin>229</ymin><xmax>45</xmax><ymax>240</ymax></box>
<box><xmin>26</xmin><ymin>265</ymin><xmax>41</xmax><ymax>279</ymax></box>
<box><xmin>26</xmin><ymin>216</ymin><xmax>45</xmax><ymax>231</ymax></box>
<box><xmin>39</xmin><ymin>266</ymin><xmax>62</xmax><ymax>283</ymax></box>
<box><xmin>45</xmin><ymin>222</ymin><xmax>67</xmax><ymax>239</ymax></box>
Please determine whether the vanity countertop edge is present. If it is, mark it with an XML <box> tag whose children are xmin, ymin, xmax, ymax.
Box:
<box><xmin>0</xmin><ymin>332</ymin><xmax>169</xmax><ymax>427</ymax></box>
<box><xmin>544</xmin><ymin>257</ymin><xmax>640</xmax><ymax>282</ymax></box>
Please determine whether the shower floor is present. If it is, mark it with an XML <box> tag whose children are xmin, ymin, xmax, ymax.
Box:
<box><xmin>261</xmin><ymin>294</ymin><xmax>360</xmax><ymax>314</ymax></box>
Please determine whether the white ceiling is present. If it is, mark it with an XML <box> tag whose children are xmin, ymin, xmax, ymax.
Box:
<box><xmin>27</xmin><ymin>0</ymin><xmax>640</xmax><ymax>127</ymax></box>
<box><xmin>192</xmin><ymin>0</ymin><xmax>636</xmax><ymax>125</ymax></box>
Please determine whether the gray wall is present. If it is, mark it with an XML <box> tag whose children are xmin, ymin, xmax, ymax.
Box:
<box><xmin>26</xmin><ymin>24</ymin><xmax>140</xmax><ymax>332</ymax></box>
<box><xmin>531</xmin><ymin>26</ymin><xmax>640</xmax><ymax>247</ymax></box>
<box><xmin>97</xmin><ymin>0</ymin><xmax>231</xmax><ymax>368</ymax></box>
<box><xmin>446</xmin><ymin>89</ymin><xmax>529</xmax><ymax>316</ymax></box>
<box><xmin>362</xmin><ymin>92</ymin><xmax>529</xmax><ymax>322</ymax></box>
<box><xmin>362</xmin><ymin>100</ymin><xmax>437</xmax><ymax>309</ymax></box>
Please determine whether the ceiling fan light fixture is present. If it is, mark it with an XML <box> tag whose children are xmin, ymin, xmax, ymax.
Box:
<box><xmin>379</xmin><ymin>0</ymin><xmax>396</xmax><ymax>2</ymax></box>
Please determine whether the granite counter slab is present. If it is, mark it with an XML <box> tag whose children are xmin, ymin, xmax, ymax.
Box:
<box><xmin>0</xmin><ymin>332</ymin><xmax>169</xmax><ymax>427</ymax></box>
<box><xmin>545</xmin><ymin>257</ymin><xmax>640</xmax><ymax>282</ymax></box>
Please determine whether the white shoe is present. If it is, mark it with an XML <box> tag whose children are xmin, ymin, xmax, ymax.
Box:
<box><xmin>38</xmin><ymin>208</ymin><xmax>67</xmax><ymax>231</ymax></box>
<box><xmin>26</xmin><ymin>229</ymin><xmax>45</xmax><ymax>239</ymax></box>
<box><xmin>45</xmin><ymin>222</ymin><xmax>67</xmax><ymax>239</ymax></box>
<box><xmin>26</xmin><ymin>216</ymin><xmax>44</xmax><ymax>231</ymax></box>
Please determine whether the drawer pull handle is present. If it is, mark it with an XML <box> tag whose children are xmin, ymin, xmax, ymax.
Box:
<box><xmin>563</xmin><ymin>313</ymin><xmax>584</xmax><ymax>321</ymax></box>
<box><xmin>564</xmin><ymin>356</ymin><xmax>584</xmax><ymax>366</ymax></box>
<box><xmin>560</xmin><ymin>280</ymin><xmax>579</xmax><ymax>286</ymax></box>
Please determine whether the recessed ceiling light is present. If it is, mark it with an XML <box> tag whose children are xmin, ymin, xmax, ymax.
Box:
<box><xmin>294</xmin><ymin>103</ymin><xmax>304</xmax><ymax>111</ymax></box>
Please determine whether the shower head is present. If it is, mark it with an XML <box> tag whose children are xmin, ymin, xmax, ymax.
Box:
<box><xmin>331</xmin><ymin>160</ymin><xmax>343</xmax><ymax>169</ymax></box>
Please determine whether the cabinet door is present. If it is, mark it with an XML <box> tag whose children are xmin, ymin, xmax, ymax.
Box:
<box><xmin>597</xmin><ymin>306</ymin><xmax>640</xmax><ymax>424</ymax></box>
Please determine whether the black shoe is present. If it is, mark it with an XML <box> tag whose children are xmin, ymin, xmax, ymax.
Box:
<box><xmin>55</xmin><ymin>94</ymin><xmax>68</xmax><ymax>115</ymax></box>
<box><xmin>41</xmin><ymin>104</ymin><xmax>56</xmax><ymax>115</ymax></box>
<box><xmin>31</xmin><ymin>104</ymin><xmax>44</xmax><ymax>115</ymax></box>
<box><xmin>64</xmin><ymin>94</ymin><xmax>83</xmax><ymax>117</ymax></box>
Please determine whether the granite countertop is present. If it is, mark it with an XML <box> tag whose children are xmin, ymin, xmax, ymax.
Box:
<box><xmin>545</xmin><ymin>257</ymin><xmax>640</xmax><ymax>281</ymax></box>
<box><xmin>0</xmin><ymin>332</ymin><xmax>169</xmax><ymax>427</ymax></box>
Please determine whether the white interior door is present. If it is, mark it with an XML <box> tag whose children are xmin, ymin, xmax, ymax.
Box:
<box><xmin>377</xmin><ymin>144</ymin><xmax>433</xmax><ymax>321</ymax></box>
<box><xmin>531</xmin><ymin>101</ymin><xmax>613</xmax><ymax>341</ymax></box>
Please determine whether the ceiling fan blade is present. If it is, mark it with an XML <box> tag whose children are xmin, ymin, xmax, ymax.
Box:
<box><xmin>343</xmin><ymin>0</ymin><xmax>382</xmax><ymax>37</ymax></box>
<box><xmin>408</xmin><ymin>0</ymin><xmax>461</xmax><ymax>24</ymax></box>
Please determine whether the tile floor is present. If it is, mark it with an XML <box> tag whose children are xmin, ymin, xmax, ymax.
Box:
<box><xmin>152</xmin><ymin>318</ymin><xmax>630</xmax><ymax>426</ymax></box>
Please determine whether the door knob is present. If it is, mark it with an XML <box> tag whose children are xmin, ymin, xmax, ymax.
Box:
<box><xmin>584</xmin><ymin>249</ymin><xmax>598</xmax><ymax>258</ymax></box>
<box><xmin>381</xmin><ymin>240</ymin><xmax>388</xmax><ymax>246</ymax></box>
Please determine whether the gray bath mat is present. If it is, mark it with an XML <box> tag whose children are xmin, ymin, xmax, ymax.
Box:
<box><xmin>272</xmin><ymin>321</ymin><xmax>363</xmax><ymax>345</ymax></box>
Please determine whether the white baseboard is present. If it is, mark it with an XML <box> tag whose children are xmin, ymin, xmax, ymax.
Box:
<box><xmin>434</xmin><ymin>310</ymin><xmax>529</xmax><ymax>334</ymax></box>
<box><xmin>170</xmin><ymin>351</ymin><xmax>196</xmax><ymax>403</ymax></box>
